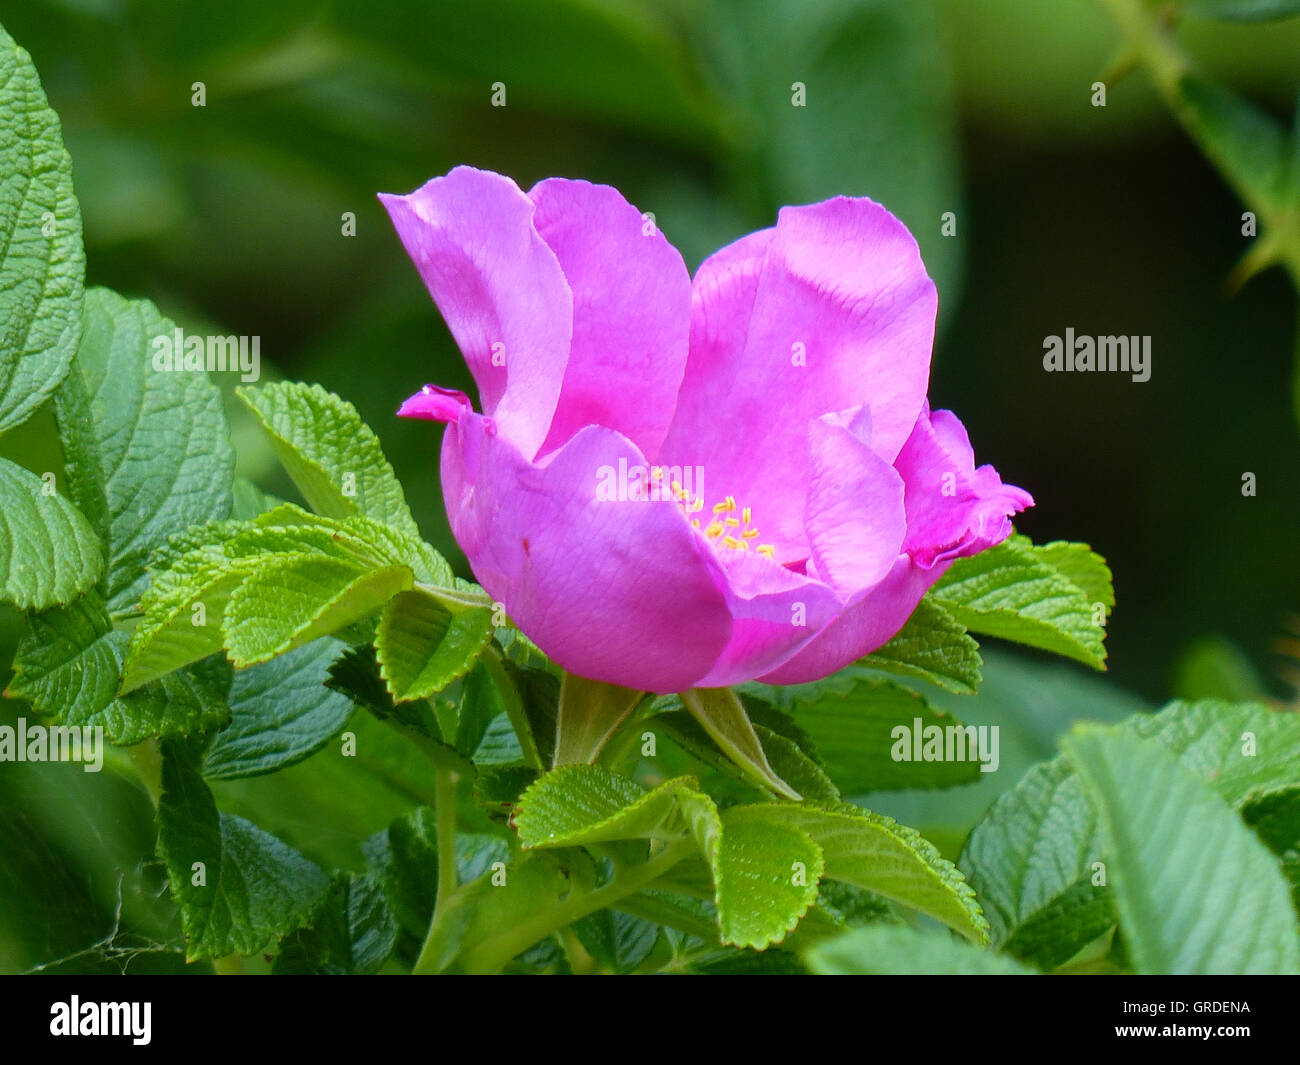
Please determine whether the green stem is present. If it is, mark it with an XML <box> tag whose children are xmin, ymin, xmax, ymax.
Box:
<box><xmin>1099</xmin><ymin>0</ymin><xmax>1300</xmax><ymax>418</ymax></box>
<box><xmin>434</xmin><ymin>767</ymin><xmax>459</xmax><ymax>905</ymax></box>
<box><xmin>457</xmin><ymin>839</ymin><xmax>696</xmax><ymax>975</ymax></box>
<box><xmin>412</xmin><ymin>765</ymin><xmax>461</xmax><ymax>974</ymax></box>
<box><xmin>1096</xmin><ymin>0</ymin><xmax>1187</xmax><ymax>98</ymax></box>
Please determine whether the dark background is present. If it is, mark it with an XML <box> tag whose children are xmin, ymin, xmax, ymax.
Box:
<box><xmin>1</xmin><ymin>0</ymin><xmax>1297</xmax><ymax>971</ymax></box>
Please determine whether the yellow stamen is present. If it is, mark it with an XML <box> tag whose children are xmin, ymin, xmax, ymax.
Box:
<box><xmin>682</xmin><ymin>488</ymin><xmax>779</xmax><ymax>561</ymax></box>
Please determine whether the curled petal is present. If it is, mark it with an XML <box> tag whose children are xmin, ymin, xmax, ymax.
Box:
<box><xmin>896</xmin><ymin>403</ymin><xmax>1034</xmax><ymax>568</ymax></box>
<box><xmin>380</xmin><ymin>166</ymin><xmax>571</xmax><ymax>460</ymax></box>
<box><xmin>397</xmin><ymin>384</ymin><xmax>473</xmax><ymax>423</ymax></box>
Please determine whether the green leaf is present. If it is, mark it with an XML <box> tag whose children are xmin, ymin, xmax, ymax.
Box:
<box><xmin>1127</xmin><ymin>698</ymin><xmax>1300</xmax><ymax>806</ymax></box>
<box><xmin>361</xmin><ymin>808</ymin><xmax>440</xmax><ymax>940</ymax></box>
<box><xmin>455</xmin><ymin>661</ymin><xmax>503</xmax><ymax>758</ymax></box>
<box><xmin>6</xmin><ymin>592</ymin><xmax>230</xmax><ymax>744</ymax></box>
<box><xmin>748</xmin><ymin>724</ymin><xmax>841</xmax><ymax>803</ymax></box>
<box><xmin>231</xmin><ymin>477</ymin><xmax>282</xmax><ymax>521</ymax></box>
<box><xmin>273</xmin><ymin>872</ymin><xmax>398</xmax><ymax>975</ymax></box>
<box><xmin>515</xmin><ymin>765</ymin><xmax>820</xmax><ymax>950</ymax></box>
<box><xmin>727</xmin><ymin>803</ymin><xmax>989</xmax><ymax>943</ymax></box>
<box><xmin>474</xmin><ymin>764</ymin><xmax>540</xmax><ymax>817</ymax></box>
<box><xmin>0</xmin><ymin>457</ymin><xmax>101</xmax><ymax>610</ymax></box>
<box><xmin>7</xmin><ymin>594</ymin><xmax>122</xmax><ymax>720</ymax></box>
<box><xmin>201</xmin><ymin>637</ymin><xmax>355</xmax><ymax>779</ymax></box>
<box><xmin>157</xmin><ymin>743</ymin><xmax>331</xmax><ymax>959</ymax></box>
<box><xmin>1064</xmin><ymin>726</ymin><xmax>1300</xmax><ymax>975</ymax></box>
<box><xmin>961</xmin><ymin>699</ymin><xmax>1300</xmax><ymax>968</ymax></box>
<box><xmin>1027</xmin><ymin>539</ymin><xmax>1115</xmax><ymax>609</ymax></box>
<box><xmin>363</xmin><ymin>810</ymin><xmax>510</xmax><ymax>943</ymax></box>
<box><xmin>680</xmin><ymin>687</ymin><xmax>800</xmax><ymax>799</ymax></box>
<box><xmin>749</xmin><ymin>675</ymin><xmax>985</xmax><ymax>792</ymax></box>
<box><xmin>55</xmin><ymin>288</ymin><xmax>233</xmax><ymax>612</ymax></box>
<box><xmin>650</xmin><ymin>709</ymin><xmax>840</xmax><ymax>802</ymax></box>
<box><xmin>237</xmin><ymin>381</ymin><xmax>421</xmax><ymax>539</ymax></box>
<box><xmin>0</xmin><ymin>24</ymin><xmax>85</xmax><ymax>434</ymax></box>
<box><xmin>860</xmin><ymin>596</ymin><xmax>982</xmax><ymax>694</ymax></box>
<box><xmin>515</xmin><ymin>766</ymin><xmax>720</xmax><ymax>854</ymax></box>
<box><xmin>552</xmin><ymin>672</ymin><xmax>643</xmax><ymax>767</ymax></box>
<box><xmin>375</xmin><ymin>591</ymin><xmax>493</xmax><ymax>703</ymax></box>
<box><xmin>932</xmin><ymin>536</ymin><xmax>1108</xmax><ymax>669</ymax></box>
<box><xmin>959</xmin><ymin>757</ymin><xmax>1110</xmax><ymax>965</ymax></box>
<box><xmin>500</xmin><ymin>658</ymin><xmax>557</xmax><ymax>770</ymax></box>
<box><xmin>714</xmin><ymin>811</ymin><xmax>823</xmax><ymax>949</ymax></box>
<box><xmin>223</xmin><ymin>554</ymin><xmax>412</xmax><ymax>667</ymax></box>
<box><xmin>123</xmin><ymin>506</ymin><xmax>455</xmax><ymax>689</ymax></box>
<box><xmin>570</xmin><ymin>909</ymin><xmax>660</xmax><ymax>974</ymax></box>
<box><xmin>1244</xmin><ymin>790</ymin><xmax>1300</xmax><ymax>912</ymax></box>
<box><xmin>119</xmin><ymin>523</ymin><xmax>262</xmax><ymax>692</ymax></box>
<box><xmin>325</xmin><ymin>643</ymin><xmax>475</xmax><ymax>775</ymax></box>
<box><xmin>805</xmin><ymin>924</ymin><xmax>1035</xmax><ymax>976</ymax></box>
<box><xmin>121</xmin><ymin>510</ymin><xmax>438</xmax><ymax>689</ymax></box>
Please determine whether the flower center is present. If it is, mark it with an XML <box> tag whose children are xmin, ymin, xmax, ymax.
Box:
<box><xmin>650</xmin><ymin>468</ymin><xmax>776</xmax><ymax>559</ymax></box>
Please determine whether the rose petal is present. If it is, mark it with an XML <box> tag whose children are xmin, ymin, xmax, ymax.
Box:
<box><xmin>440</xmin><ymin>412</ymin><xmax>734</xmax><ymax>693</ymax></box>
<box><xmin>895</xmin><ymin>403</ymin><xmax>1034</xmax><ymax>568</ymax></box>
<box><xmin>379</xmin><ymin>166</ymin><xmax>571</xmax><ymax>460</ymax></box>
<box><xmin>396</xmin><ymin>384</ymin><xmax>474</xmax><ymax>423</ymax></box>
<box><xmin>691</xmin><ymin>547</ymin><xmax>841</xmax><ymax>688</ymax></box>
<box><xmin>757</xmin><ymin>554</ymin><xmax>937</xmax><ymax>685</ymax></box>
<box><xmin>658</xmin><ymin>196</ymin><xmax>936</xmax><ymax>558</ymax></box>
<box><xmin>804</xmin><ymin>406</ymin><xmax>907</xmax><ymax>595</ymax></box>
<box><xmin>529</xmin><ymin>178</ymin><xmax>692</xmax><ymax>459</ymax></box>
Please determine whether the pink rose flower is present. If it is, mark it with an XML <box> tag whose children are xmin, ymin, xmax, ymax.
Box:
<box><xmin>382</xmin><ymin>166</ymin><xmax>1031</xmax><ymax>694</ymax></box>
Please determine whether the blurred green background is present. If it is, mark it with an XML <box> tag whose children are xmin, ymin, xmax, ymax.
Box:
<box><xmin>1</xmin><ymin>0</ymin><xmax>1298</xmax><ymax>971</ymax></box>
